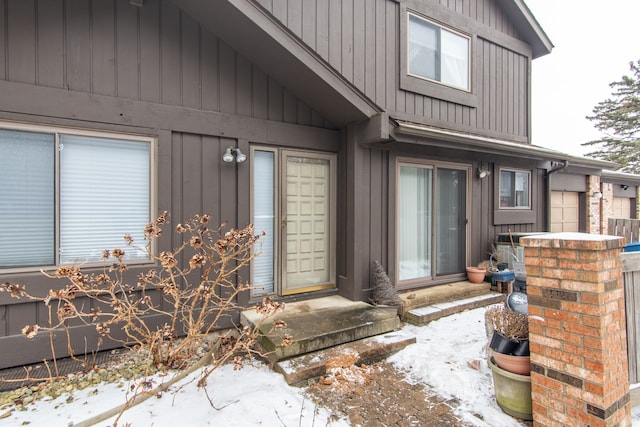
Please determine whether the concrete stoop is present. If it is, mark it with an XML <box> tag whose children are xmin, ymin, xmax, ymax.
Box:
<box><xmin>274</xmin><ymin>330</ymin><xmax>416</xmax><ymax>385</ymax></box>
<box><xmin>404</xmin><ymin>292</ymin><xmax>504</xmax><ymax>325</ymax></box>
<box><xmin>400</xmin><ymin>281</ymin><xmax>505</xmax><ymax>325</ymax></box>
<box><xmin>240</xmin><ymin>295</ymin><xmax>401</xmax><ymax>365</ymax></box>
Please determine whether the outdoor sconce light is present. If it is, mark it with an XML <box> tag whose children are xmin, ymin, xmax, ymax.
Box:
<box><xmin>222</xmin><ymin>147</ymin><xmax>247</xmax><ymax>164</ymax></box>
<box><xmin>592</xmin><ymin>191</ymin><xmax>603</xmax><ymax>199</ymax></box>
<box><xmin>622</xmin><ymin>184</ymin><xmax>630</xmax><ymax>191</ymax></box>
<box><xmin>477</xmin><ymin>168</ymin><xmax>491</xmax><ymax>179</ymax></box>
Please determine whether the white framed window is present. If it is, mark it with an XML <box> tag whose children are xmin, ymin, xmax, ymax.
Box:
<box><xmin>407</xmin><ymin>12</ymin><xmax>470</xmax><ymax>91</ymax></box>
<box><xmin>0</xmin><ymin>121</ymin><xmax>155</xmax><ymax>271</ymax></box>
<box><xmin>499</xmin><ymin>168</ymin><xmax>531</xmax><ymax>209</ymax></box>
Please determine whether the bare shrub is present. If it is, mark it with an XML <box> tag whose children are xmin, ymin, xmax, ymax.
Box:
<box><xmin>1</xmin><ymin>211</ymin><xmax>288</xmax><ymax>377</ymax></box>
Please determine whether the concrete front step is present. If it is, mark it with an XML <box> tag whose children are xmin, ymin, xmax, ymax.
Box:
<box><xmin>274</xmin><ymin>330</ymin><xmax>416</xmax><ymax>385</ymax></box>
<box><xmin>399</xmin><ymin>280</ymin><xmax>493</xmax><ymax>316</ymax></box>
<box><xmin>404</xmin><ymin>292</ymin><xmax>504</xmax><ymax>326</ymax></box>
<box><xmin>240</xmin><ymin>295</ymin><xmax>400</xmax><ymax>364</ymax></box>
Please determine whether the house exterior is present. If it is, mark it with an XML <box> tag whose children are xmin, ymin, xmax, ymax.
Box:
<box><xmin>549</xmin><ymin>167</ymin><xmax>640</xmax><ymax>235</ymax></box>
<box><xmin>0</xmin><ymin>0</ymin><xmax>615</xmax><ymax>368</ymax></box>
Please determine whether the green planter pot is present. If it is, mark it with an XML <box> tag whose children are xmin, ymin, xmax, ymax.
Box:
<box><xmin>488</xmin><ymin>357</ymin><xmax>533</xmax><ymax>420</ymax></box>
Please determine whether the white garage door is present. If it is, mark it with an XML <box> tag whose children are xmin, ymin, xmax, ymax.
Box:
<box><xmin>550</xmin><ymin>191</ymin><xmax>579</xmax><ymax>232</ymax></box>
<box><xmin>613</xmin><ymin>197</ymin><xmax>631</xmax><ymax>219</ymax></box>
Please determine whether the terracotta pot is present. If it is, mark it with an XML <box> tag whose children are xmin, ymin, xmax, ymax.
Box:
<box><xmin>466</xmin><ymin>266</ymin><xmax>486</xmax><ymax>284</ymax></box>
<box><xmin>493</xmin><ymin>352</ymin><xmax>531</xmax><ymax>375</ymax></box>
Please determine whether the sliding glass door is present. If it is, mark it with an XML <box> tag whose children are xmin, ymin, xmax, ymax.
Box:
<box><xmin>397</xmin><ymin>161</ymin><xmax>469</xmax><ymax>286</ymax></box>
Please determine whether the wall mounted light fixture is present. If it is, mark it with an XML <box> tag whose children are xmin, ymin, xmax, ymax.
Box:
<box><xmin>621</xmin><ymin>184</ymin><xmax>630</xmax><ymax>191</ymax></box>
<box><xmin>592</xmin><ymin>191</ymin><xmax>603</xmax><ymax>199</ymax></box>
<box><xmin>477</xmin><ymin>168</ymin><xmax>491</xmax><ymax>179</ymax></box>
<box><xmin>222</xmin><ymin>147</ymin><xmax>247</xmax><ymax>164</ymax></box>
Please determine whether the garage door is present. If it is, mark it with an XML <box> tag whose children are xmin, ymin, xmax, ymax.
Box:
<box><xmin>550</xmin><ymin>191</ymin><xmax>579</xmax><ymax>232</ymax></box>
<box><xmin>613</xmin><ymin>197</ymin><xmax>631</xmax><ymax>219</ymax></box>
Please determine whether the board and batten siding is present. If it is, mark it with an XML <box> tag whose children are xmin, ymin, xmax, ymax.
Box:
<box><xmin>256</xmin><ymin>0</ymin><xmax>530</xmax><ymax>142</ymax></box>
<box><xmin>0</xmin><ymin>0</ymin><xmax>342</xmax><ymax>369</ymax></box>
<box><xmin>0</xmin><ymin>0</ymin><xmax>333</xmax><ymax>129</ymax></box>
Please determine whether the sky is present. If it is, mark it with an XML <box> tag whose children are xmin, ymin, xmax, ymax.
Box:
<box><xmin>525</xmin><ymin>0</ymin><xmax>640</xmax><ymax>157</ymax></box>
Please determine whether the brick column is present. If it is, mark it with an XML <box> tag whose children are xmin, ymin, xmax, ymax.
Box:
<box><xmin>521</xmin><ymin>233</ymin><xmax>630</xmax><ymax>427</ymax></box>
<box><xmin>587</xmin><ymin>175</ymin><xmax>602</xmax><ymax>234</ymax></box>
<box><xmin>601</xmin><ymin>183</ymin><xmax>614</xmax><ymax>235</ymax></box>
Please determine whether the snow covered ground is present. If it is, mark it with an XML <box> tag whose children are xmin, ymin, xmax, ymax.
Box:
<box><xmin>2</xmin><ymin>306</ymin><xmax>639</xmax><ymax>426</ymax></box>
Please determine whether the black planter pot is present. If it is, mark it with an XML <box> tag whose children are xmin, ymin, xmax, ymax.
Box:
<box><xmin>512</xmin><ymin>339</ymin><xmax>530</xmax><ymax>356</ymax></box>
<box><xmin>489</xmin><ymin>331</ymin><xmax>530</xmax><ymax>356</ymax></box>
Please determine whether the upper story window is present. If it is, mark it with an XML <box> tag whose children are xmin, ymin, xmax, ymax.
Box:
<box><xmin>0</xmin><ymin>122</ymin><xmax>155</xmax><ymax>272</ymax></box>
<box><xmin>407</xmin><ymin>12</ymin><xmax>470</xmax><ymax>91</ymax></box>
<box><xmin>499</xmin><ymin>168</ymin><xmax>531</xmax><ymax>209</ymax></box>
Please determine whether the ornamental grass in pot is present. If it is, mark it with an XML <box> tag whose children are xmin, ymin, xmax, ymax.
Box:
<box><xmin>485</xmin><ymin>304</ymin><xmax>530</xmax><ymax>374</ymax></box>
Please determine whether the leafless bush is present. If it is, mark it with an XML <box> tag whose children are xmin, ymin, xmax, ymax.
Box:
<box><xmin>484</xmin><ymin>304</ymin><xmax>528</xmax><ymax>341</ymax></box>
<box><xmin>1</xmin><ymin>212</ymin><xmax>289</xmax><ymax>375</ymax></box>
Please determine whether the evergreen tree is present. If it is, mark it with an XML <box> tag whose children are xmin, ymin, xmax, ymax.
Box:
<box><xmin>583</xmin><ymin>59</ymin><xmax>640</xmax><ymax>173</ymax></box>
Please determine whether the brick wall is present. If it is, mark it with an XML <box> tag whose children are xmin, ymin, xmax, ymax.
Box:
<box><xmin>521</xmin><ymin>233</ymin><xmax>630</xmax><ymax>427</ymax></box>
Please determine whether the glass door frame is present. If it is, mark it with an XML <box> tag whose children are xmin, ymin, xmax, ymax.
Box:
<box><xmin>250</xmin><ymin>146</ymin><xmax>337</xmax><ymax>298</ymax></box>
<box><xmin>395</xmin><ymin>157</ymin><xmax>472</xmax><ymax>289</ymax></box>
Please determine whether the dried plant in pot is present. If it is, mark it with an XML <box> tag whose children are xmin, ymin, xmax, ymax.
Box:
<box><xmin>485</xmin><ymin>304</ymin><xmax>529</xmax><ymax>356</ymax></box>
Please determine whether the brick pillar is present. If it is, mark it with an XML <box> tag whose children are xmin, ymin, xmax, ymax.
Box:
<box><xmin>587</xmin><ymin>175</ymin><xmax>602</xmax><ymax>234</ymax></box>
<box><xmin>601</xmin><ymin>183</ymin><xmax>614</xmax><ymax>235</ymax></box>
<box><xmin>521</xmin><ymin>233</ymin><xmax>630</xmax><ymax>427</ymax></box>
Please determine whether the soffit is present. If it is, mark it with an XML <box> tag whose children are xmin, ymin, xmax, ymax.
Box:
<box><xmin>170</xmin><ymin>0</ymin><xmax>379</xmax><ymax>128</ymax></box>
<box><xmin>602</xmin><ymin>170</ymin><xmax>640</xmax><ymax>184</ymax></box>
<box><xmin>500</xmin><ymin>0</ymin><xmax>554</xmax><ymax>58</ymax></box>
<box><xmin>392</xmin><ymin>120</ymin><xmax>617</xmax><ymax>170</ymax></box>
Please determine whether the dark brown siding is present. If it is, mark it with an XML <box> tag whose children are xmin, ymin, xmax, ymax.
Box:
<box><xmin>344</xmin><ymin>138</ymin><xmax>548</xmax><ymax>300</ymax></box>
<box><xmin>0</xmin><ymin>0</ymin><xmax>333</xmax><ymax>128</ymax></box>
<box><xmin>257</xmin><ymin>0</ymin><xmax>531</xmax><ymax>142</ymax></box>
<box><xmin>0</xmin><ymin>0</ymin><xmax>340</xmax><ymax>368</ymax></box>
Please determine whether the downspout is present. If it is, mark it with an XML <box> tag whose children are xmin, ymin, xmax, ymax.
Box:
<box><xmin>545</xmin><ymin>160</ymin><xmax>569</xmax><ymax>231</ymax></box>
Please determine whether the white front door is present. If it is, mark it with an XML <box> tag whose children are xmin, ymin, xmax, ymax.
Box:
<box><xmin>251</xmin><ymin>148</ymin><xmax>336</xmax><ymax>297</ymax></box>
<box><xmin>282</xmin><ymin>153</ymin><xmax>335</xmax><ymax>294</ymax></box>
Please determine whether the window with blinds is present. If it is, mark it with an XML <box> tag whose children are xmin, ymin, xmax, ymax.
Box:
<box><xmin>0</xmin><ymin>124</ymin><xmax>154</xmax><ymax>271</ymax></box>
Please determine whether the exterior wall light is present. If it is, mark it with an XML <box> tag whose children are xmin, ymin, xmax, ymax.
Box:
<box><xmin>592</xmin><ymin>191</ymin><xmax>603</xmax><ymax>199</ymax></box>
<box><xmin>234</xmin><ymin>148</ymin><xmax>247</xmax><ymax>163</ymax></box>
<box><xmin>621</xmin><ymin>184</ymin><xmax>629</xmax><ymax>191</ymax></box>
<box><xmin>222</xmin><ymin>147</ymin><xmax>247</xmax><ymax>163</ymax></box>
<box><xmin>477</xmin><ymin>168</ymin><xmax>491</xmax><ymax>179</ymax></box>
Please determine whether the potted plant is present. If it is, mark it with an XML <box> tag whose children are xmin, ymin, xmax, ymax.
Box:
<box><xmin>485</xmin><ymin>304</ymin><xmax>529</xmax><ymax>356</ymax></box>
<box><xmin>485</xmin><ymin>304</ymin><xmax>533</xmax><ymax>420</ymax></box>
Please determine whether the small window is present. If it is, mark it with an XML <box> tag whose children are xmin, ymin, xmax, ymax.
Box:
<box><xmin>0</xmin><ymin>123</ymin><xmax>154</xmax><ymax>271</ymax></box>
<box><xmin>500</xmin><ymin>169</ymin><xmax>531</xmax><ymax>209</ymax></box>
<box><xmin>408</xmin><ymin>13</ymin><xmax>470</xmax><ymax>91</ymax></box>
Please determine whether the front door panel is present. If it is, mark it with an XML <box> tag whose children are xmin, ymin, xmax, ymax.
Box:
<box><xmin>282</xmin><ymin>153</ymin><xmax>335</xmax><ymax>295</ymax></box>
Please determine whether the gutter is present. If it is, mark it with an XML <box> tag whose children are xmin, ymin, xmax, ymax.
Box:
<box><xmin>392</xmin><ymin>120</ymin><xmax>617</xmax><ymax>169</ymax></box>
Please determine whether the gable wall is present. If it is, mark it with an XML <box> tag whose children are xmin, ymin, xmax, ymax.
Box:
<box><xmin>256</xmin><ymin>0</ymin><xmax>530</xmax><ymax>141</ymax></box>
<box><xmin>0</xmin><ymin>0</ymin><xmax>333</xmax><ymax>129</ymax></box>
<box><xmin>0</xmin><ymin>0</ymin><xmax>343</xmax><ymax>369</ymax></box>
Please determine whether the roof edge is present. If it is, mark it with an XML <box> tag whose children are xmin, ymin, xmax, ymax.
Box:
<box><xmin>393</xmin><ymin>120</ymin><xmax>617</xmax><ymax>169</ymax></box>
<box><xmin>504</xmin><ymin>0</ymin><xmax>554</xmax><ymax>59</ymax></box>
